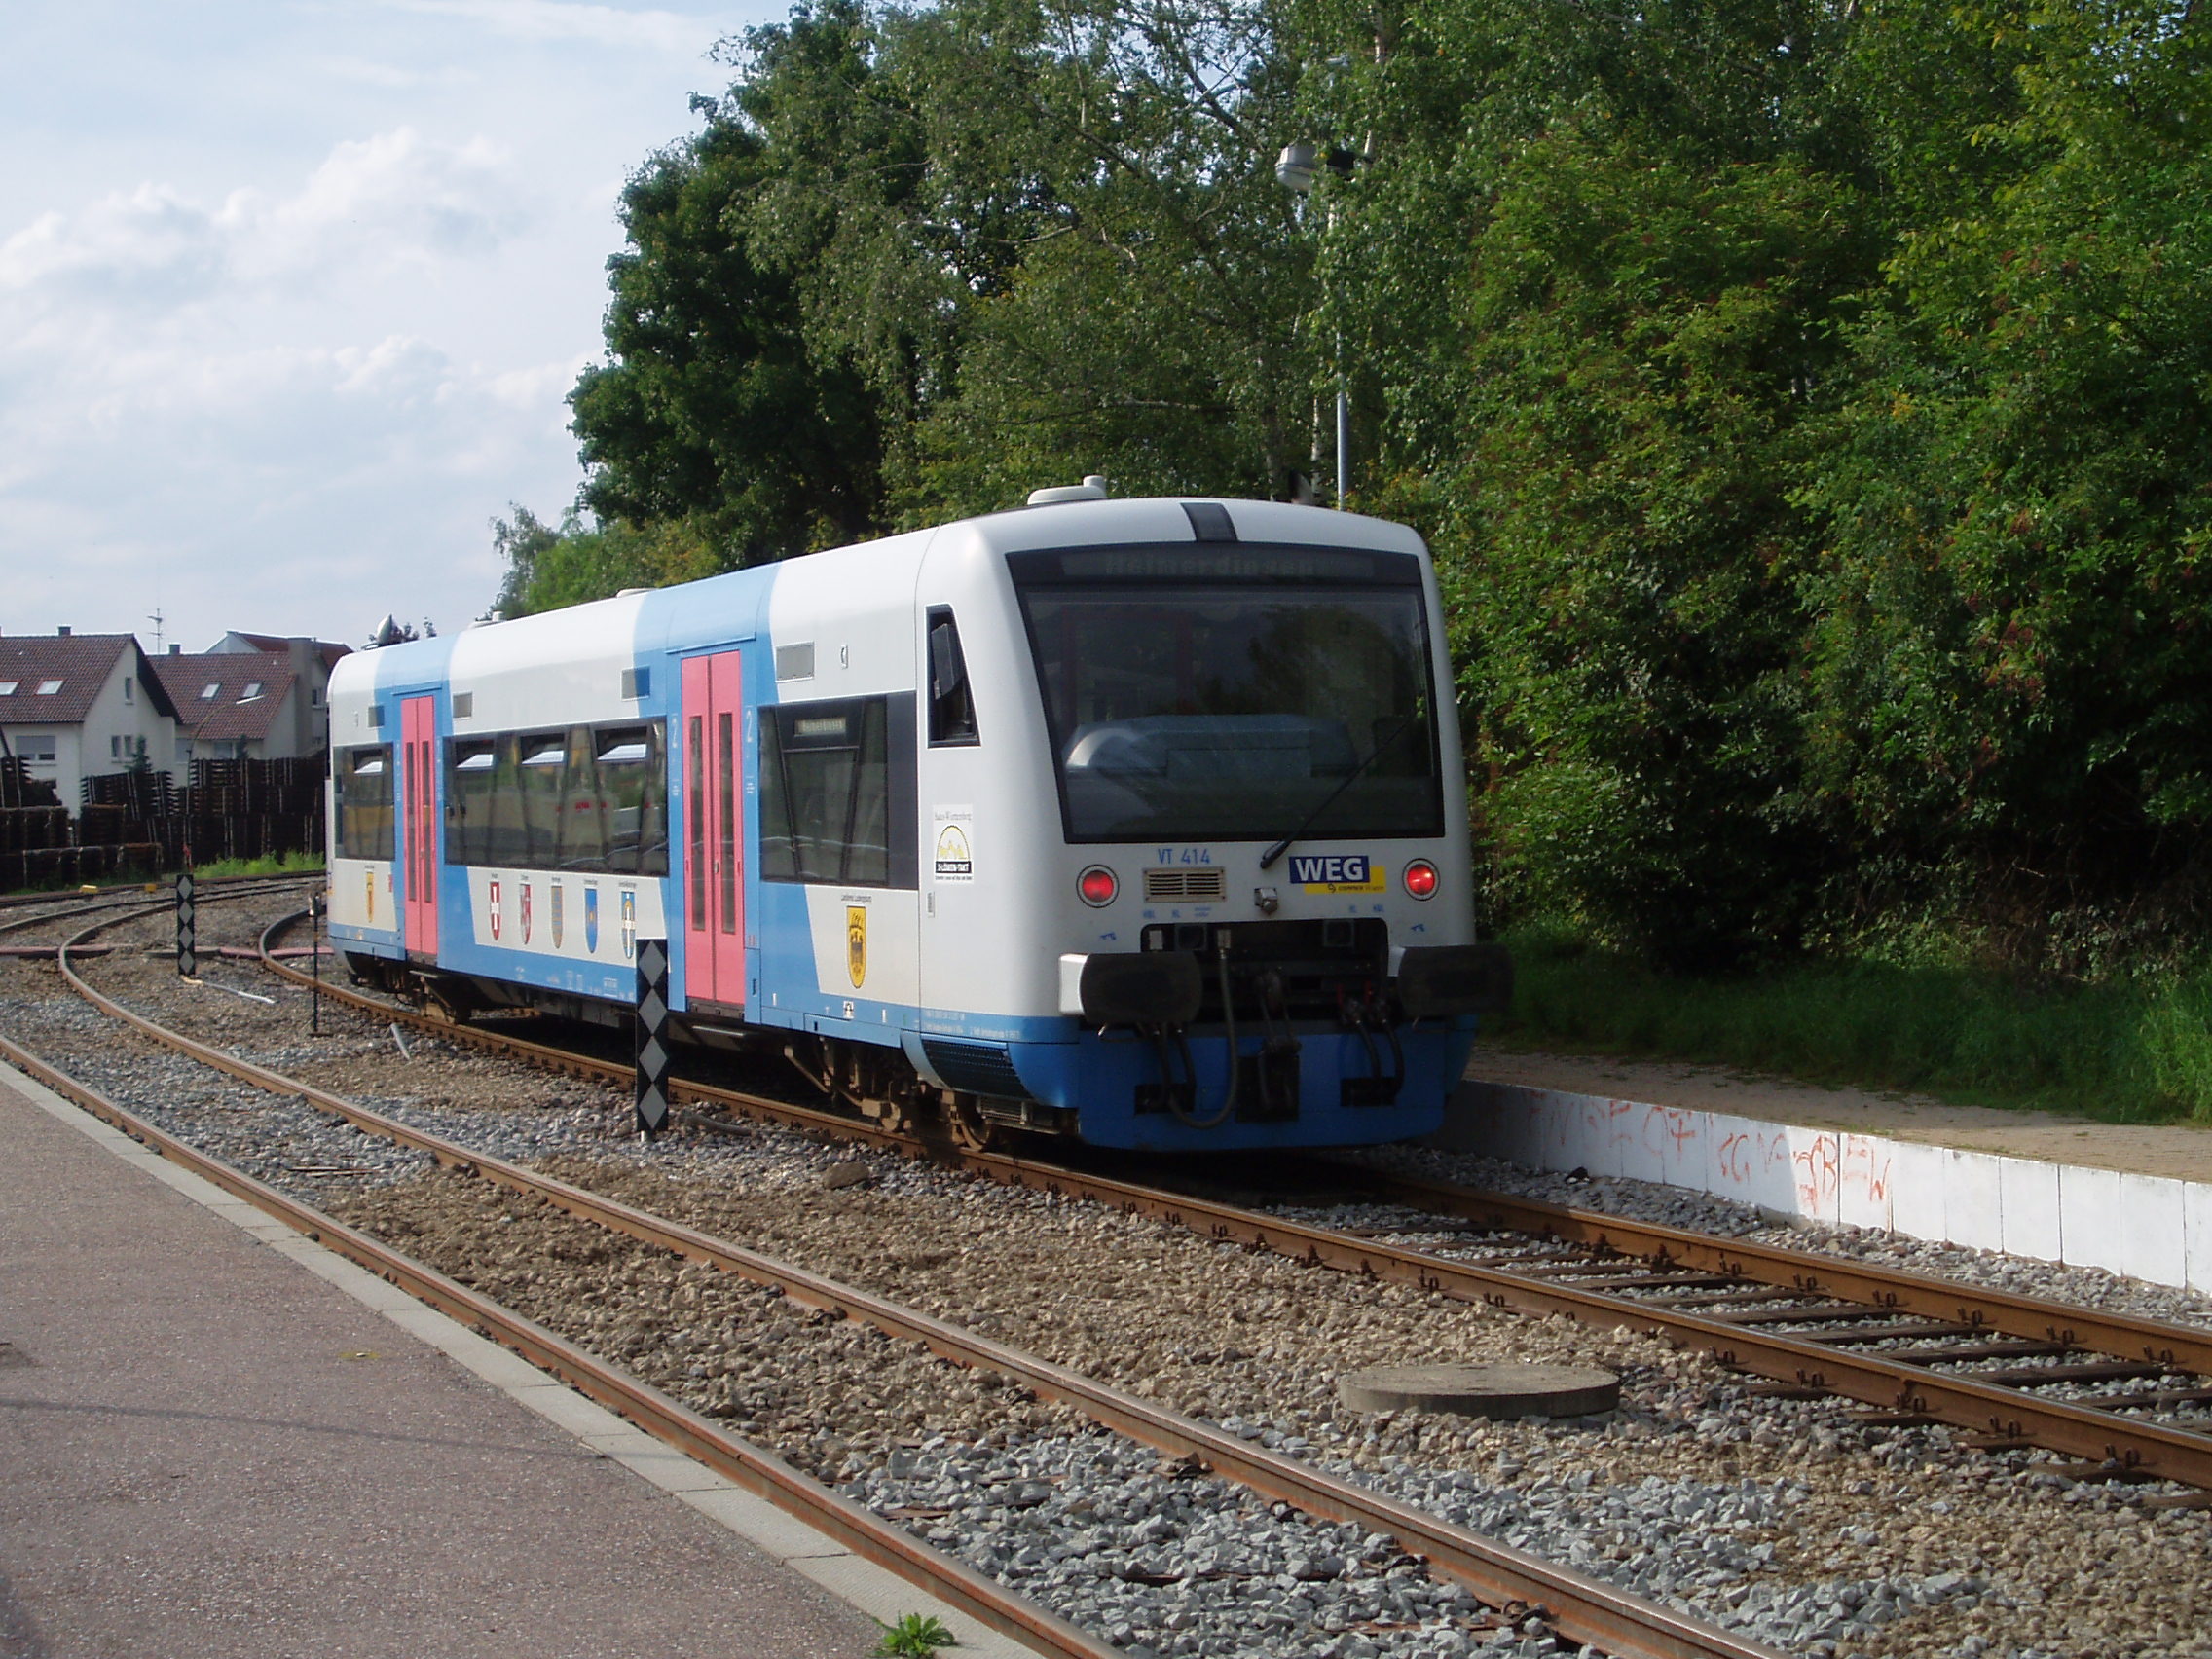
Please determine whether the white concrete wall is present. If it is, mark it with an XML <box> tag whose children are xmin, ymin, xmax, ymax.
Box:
<box><xmin>1440</xmin><ymin>1080</ymin><xmax>2212</xmax><ymax>1296</ymax></box>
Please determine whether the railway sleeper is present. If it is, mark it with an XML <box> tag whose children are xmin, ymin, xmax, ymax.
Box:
<box><xmin>1805</xmin><ymin>1322</ymin><xmax>1987</xmax><ymax>1347</ymax></box>
<box><xmin>1836</xmin><ymin>1339</ymin><xmax>2073</xmax><ymax>1365</ymax></box>
<box><xmin>1969</xmin><ymin>1361</ymin><xmax>2182</xmax><ymax>1388</ymax></box>
<box><xmin>1545</xmin><ymin>1272</ymin><xmax>1746</xmax><ymax>1292</ymax></box>
<box><xmin>1708</xmin><ymin>1304</ymin><xmax>1915</xmax><ymax>1327</ymax></box>
<box><xmin>2068</xmin><ymin>1384</ymin><xmax>2212</xmax><ymax>1412</ymax></box>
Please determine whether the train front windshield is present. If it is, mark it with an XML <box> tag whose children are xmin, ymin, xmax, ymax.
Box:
<box><xmin>1010</xmin><ymin>545</ymin><xmax>1447</xmax><ymax>844</ymax></box>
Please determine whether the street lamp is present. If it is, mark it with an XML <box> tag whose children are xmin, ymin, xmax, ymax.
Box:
<box><xmin>1275</xmin><ymin>141</ymin><xmax>1353</xmax><ymax>509</ymax></box>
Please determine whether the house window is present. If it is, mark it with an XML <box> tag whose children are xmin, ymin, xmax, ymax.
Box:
<box><xmin>240</xmin><ymin>681</ymin><xmax>265</xmax><ymax>700</ymax></box>
<box><xmin>0</xmin><ymin>681</ymin><xmax>18</xmax><ymax>695</ymax></box>
<box><xmin>124</xmin><ymin>677</ymin><xmax>133</xmax><ymax>703</ymax></box>
<box><xmin>16</xmin><ymin>735</ymin><xmax>55</xmax><ymax>764</ymax></box>
<box><xmin>35</xmin><ymin>680</ymin><xmax>61</xmax><ymax>695</ymax></box>
<box><xmin>311</xmin><ymin>687</ymin><xmax>322</xmax><ymax>706</ymax></box>
<box><xmin>110</xmin><ymin>735</ymin><xmax>121</xmax><ymax>757</ymax></box>
<box><xmin>200</xmin><ymin>683</ymin><xmax>221</xmax><ymax>700</ymax></box>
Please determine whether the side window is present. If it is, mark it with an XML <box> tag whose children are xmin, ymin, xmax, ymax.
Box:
<box><xmin>337</xmin><ymin>746</ymin><xmax>395</xmax><ymax>861</ymax></box>
<box><xmin>447</xmin><ymin>739</ymin><xmax>498</xmax><ymax>866</ymax></box>
<box><xmin>442</xmin><ymin>724</ymin><xmax>667</xmax><ymax>875</ymax></box>
<box><xmin>758</xmin><ymin>695</ymin><xmax>916</xmax><ymax>888</ymax></box>
<box><xmin>516</xmin><ymin>732</ymin><xmax>568</xmax><ymax>868</ymax></box>
<box><xmin>926</xmin><ymin>608</ymin><xmax>978</xmax><ymax>745</ymax></box>
<box><xmin>594</xmin><ymin>724</ymin><xmax>669</xmax><ymax>875</ymax></box>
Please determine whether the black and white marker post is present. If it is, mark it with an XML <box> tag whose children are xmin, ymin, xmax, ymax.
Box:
<box><xmin>634</xmin><ymin>939</ymin><xmax>671</xmax><ymax>1139</ymax></box>
<box><xmin>174</xmin><ymin>870</ymin><xmax>196</xmax><ymax>978</ymax></box>
<box><xmin>310</xmin><ymin>890</ymin><xmax>324</xmax><ymax>1036</ymax></box>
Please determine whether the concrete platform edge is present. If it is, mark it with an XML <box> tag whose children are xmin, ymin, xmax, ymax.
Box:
<box><xmin>1439</xmin><ymin>1078</ymin><xmax>2212</xmax><ymax>1296</ymax></box>
<box><xmin>2</xmin><ymin>1060</ymin><xmax>1032</xmax><ymax>1659</ymax></box>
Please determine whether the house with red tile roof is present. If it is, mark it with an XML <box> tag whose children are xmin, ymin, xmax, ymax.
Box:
<box><xmin>0</xmin><ymin>632</ymin><xmax>182</xmax><ymax>807</ymax></box>
<box><xmin>154</xmin><ymin>632</ymin><xmax>350</xmax><ymax>761</ymax></box>
<box><xmin>149</xmin><ymin>654</ymin><xmax>318</xmax><ymax>765</ymax></box>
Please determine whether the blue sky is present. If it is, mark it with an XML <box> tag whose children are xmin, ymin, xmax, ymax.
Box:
<box><xmin>1</xmin><ymin>0</ymin><xmax>783</xmax><ymax>652</ymax></box>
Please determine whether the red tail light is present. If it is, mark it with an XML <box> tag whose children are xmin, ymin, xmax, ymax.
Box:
<box><xmin>1077</xmin><ymin>865</ymin><xmax>1119</xmax><ymax>906</ymax></box>
<box><xmin>1402</xmin><ymin>860</ymin><xmax>1439</xmax><ymax>900</ymax></box>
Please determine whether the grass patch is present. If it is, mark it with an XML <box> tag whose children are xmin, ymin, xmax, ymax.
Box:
<box><xmin>1494</xmin><ymin>925</ymin><xmax>2212</xmax><ymax>1126</ymax></box>
<box><xmin>873</xmin><ymin>1613</ymin><xmax>956</xmax><ymax>1656</ymax></box>
<box><xmin>191</xmin><ymin>850</ymin><xmax>325</xmax><ymax>881</ymax></box>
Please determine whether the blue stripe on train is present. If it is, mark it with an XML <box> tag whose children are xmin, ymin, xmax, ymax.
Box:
<box><xmin>912</xmin><ymin>1019</ymin><xmax>1478</xmax><ymax>1152</ymax></box>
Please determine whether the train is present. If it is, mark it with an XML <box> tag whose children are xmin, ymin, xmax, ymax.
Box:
<box><xmin>324</xmin><ymin>486</ymin><xmax>1510</xmax><ymax>1151</ymax></box>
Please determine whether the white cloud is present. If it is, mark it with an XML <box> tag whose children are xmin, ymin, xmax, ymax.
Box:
<box><xmin>0</xmin><ymin>0</ymin><xmax>754</xmax><ymax>647</ymax></box>
<box><xmin>229</xmin><ymin>128</ymin><xmax>523</xmax><ymax>278</ymax></box>
<box><xmin>0</xmin><ymin>184</ymin><xmax>225</xmax><ymax>307</ymax></box>
<box><xmin>310</xmin><ymin>54</ymin><xmax>479</xmax><ymax>91</ymax></box>
<box><xmin>0</xmin><ymin>128</ymin><xmax>524</xmax><ymax>316</ymax></box>
<box><xmin>0</xmin><ymin>130</ymin><xmax>573</xmax><ymax>643</ymax></box>
<box><xmin>379</xmin><ymin>0</ymin><xmax>721</xmax><ymax>53</ymax></box>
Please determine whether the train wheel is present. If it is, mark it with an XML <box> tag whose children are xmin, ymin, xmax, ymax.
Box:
<box><xmin>943</xmin><ymin>1094</ymin><xmax>1004</xmax><ymax>1155</ymax></box>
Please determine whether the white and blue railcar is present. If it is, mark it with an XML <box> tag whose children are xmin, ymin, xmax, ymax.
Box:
<box><xmin>324</xmin><ymin>493</ymin><xmax>1509</xmax><ymax>1151</ymax></box>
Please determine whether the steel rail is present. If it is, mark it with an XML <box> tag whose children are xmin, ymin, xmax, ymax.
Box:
<box><xmin>0</xmin><ymin>1026</ymin><xmax>1119</xmax><ymax>1659</ymax></box>
<box><xmin>246</xmin><ymin>915</ymin><xmax>2212</xmax><ymax>1487</ymax></box>
<box><xmin>0</xmin><ymin>874</ymin><xmax>315</xmax><ymax>942</ymax></box>
<box><xmin>56</xmin><ymin>909</ymin><xmax>1790</xmax><ymax>1659</ymax></box>
<box><xmin>1300</xmin><ymin>1161</ymin><xmax>2212</xmax><ymax>1382</ymax></box>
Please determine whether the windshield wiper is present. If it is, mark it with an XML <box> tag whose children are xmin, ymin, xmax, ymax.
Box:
<box><xmin>1257</xmin><ymin>715</ymin><xmax>1416</xmax><ymax>871</ymax></box>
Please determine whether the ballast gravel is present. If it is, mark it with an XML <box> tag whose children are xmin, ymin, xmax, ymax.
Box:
<box><xmin>4</xmin><ymin>912</ymin><xmax>2211</xmax><ymax>1657</ymax></box>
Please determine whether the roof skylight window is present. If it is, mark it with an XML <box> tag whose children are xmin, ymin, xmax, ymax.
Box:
<box><xmin>0</xmin><ymin>682</ymin><xmax>17</xmax><ymax>695</ymax></box>
<box><xmin>240</xmin><ymin>681</ymin><xmax>264</xmax><ymax>700</ymax></box>
<box><xmin>200</xmin><ymin>683</ymin><xmax>221</xmax><ymax>699</ymax></box>
<box><xmin>35</xmin><ymin>680</ymin><xmax>62</xmax><ymax>695</ymax></box>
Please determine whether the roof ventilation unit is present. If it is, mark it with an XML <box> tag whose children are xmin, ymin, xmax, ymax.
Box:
<box><xmin>1026</xmin><ymin>475</ymin><xmax>1110</xmax><ymax>506</ymax></box>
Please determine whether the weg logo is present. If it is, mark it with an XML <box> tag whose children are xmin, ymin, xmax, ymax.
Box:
<box><xmin>1288</xmin><ymin>854</ymin><xmax>1370</xmax><ymax>887</ymax></box>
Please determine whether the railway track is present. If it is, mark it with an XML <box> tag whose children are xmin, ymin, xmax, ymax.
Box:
<box><xmin>250</xmin><ymin>908</ymin><xmax>2212</xmax><ymax>1500</ymax></box>
<box><xmin>5</xmin><ymin>902</ymin><xmax>1800</xmax><ymax>1659</ymax></box>
<box><xmin>0</xmin><ymin>872</ymin><xmax>318</xmax><ymax>953</ymax></box>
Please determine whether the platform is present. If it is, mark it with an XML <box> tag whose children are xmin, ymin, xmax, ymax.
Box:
<box><xmin>1443</xmin><ymin>1045</ymin><xmax>2212</xmax><ymax>1295</ymax></box>
<box><xmin>0</xmin><ymin>1064</ymin><xmax>1016</xmax><ymax>1659</ymax></box>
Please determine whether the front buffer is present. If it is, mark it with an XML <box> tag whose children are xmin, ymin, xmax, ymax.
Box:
<box><xmin>935</xmin><ymin>933</ymin><xmax>1510</xmax><ymax>1152</ymax></box>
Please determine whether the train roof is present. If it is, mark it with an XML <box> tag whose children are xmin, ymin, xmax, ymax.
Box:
<box><xmin>330</xmin><ymin>497</ymin><xmax>1429</xmax><ymax>703</ymax></box>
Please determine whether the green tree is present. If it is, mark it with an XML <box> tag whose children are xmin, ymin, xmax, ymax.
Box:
<box><xmin>1286</xmin><ymin>0</ymin><xmax>1886</xmax><ymax>962</ymax></box>
<box><xmin>569</xmin><ymin>101</ymin><xmax>888</xmax><ymax>563</ymax></box>
<box><xmin>491</xmin><ymin>507</ymin><xmax>719</xmax><ymax>617</ymax></box>
<box><xmin>733</xmin><ymin>0</ymin><xmax>1319</xmax><ymax>518</ymax></box>
<box><xmin>1799</xmin><ymin>0</ymin><xmax>2212</xmax><ymax>961</ymax></box>
<box><xmin>1450</xmin><ymin>138</ymin><xmax>1872</xmax><ymax>964</ymax></box>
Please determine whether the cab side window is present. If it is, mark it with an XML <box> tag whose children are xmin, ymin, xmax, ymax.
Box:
<box><xmin>759</xmin><ymin>694</ymin><xmax>918</xmax><ymax>888</ymax></box>
<box><xmin>926</xmin><ymin>608</ymin><xmax>977</xmax><ymax>746</ymax></box>
<box><xmin>337</xmin><ymin>746</ymin><xmax>395</xmax><ymax>860</ymax></box>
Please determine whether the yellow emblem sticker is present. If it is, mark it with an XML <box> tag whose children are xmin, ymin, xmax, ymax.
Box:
<box><xmin>365</xmin><ymin>866</ymin><xmax>375</xmax><ymax>920</ymax></box>
<box><xmin>846</xmin><ymin>905</ymin><xmax>867</xmax><ymax>987</ymax></box>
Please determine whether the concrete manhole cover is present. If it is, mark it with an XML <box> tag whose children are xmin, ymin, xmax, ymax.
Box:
<box><xmin>1336</xmin><ymin>1363</ymin><xmax>1619</xmax><ymax>1419</ymax></box>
